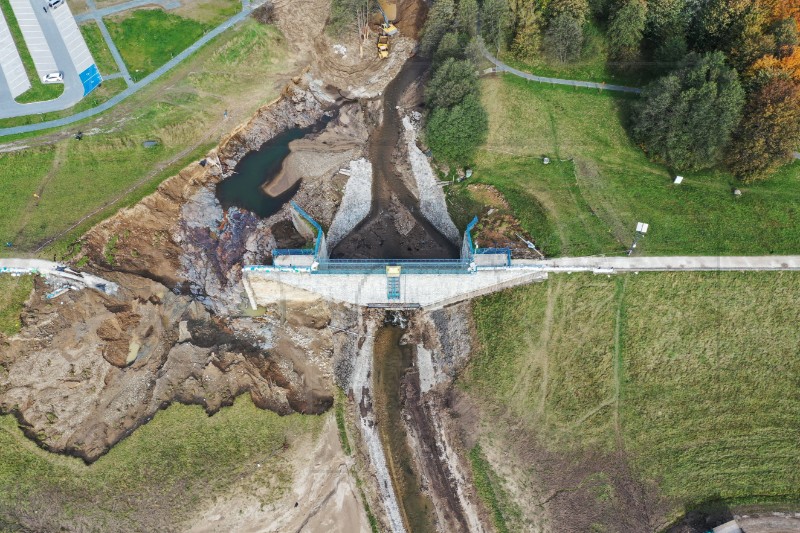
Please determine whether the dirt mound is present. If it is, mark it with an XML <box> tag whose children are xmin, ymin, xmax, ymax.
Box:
<box><xmin>0</xmin><ymin>273</ymin><xmax>338</xmax><ymax>462</ymax></box>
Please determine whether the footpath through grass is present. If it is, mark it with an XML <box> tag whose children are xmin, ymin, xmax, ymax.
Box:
<box><xmin>0</xmin><ymin>0</ymin><xmax>64</xmax><ymax>103</ymax></box>
<box><xmin>105</xmin><ymin>9</ymin><xmax>212</xmax><ymax>81</ymax></box>
<box><xmin>465</xmin><ymin>75</ymin><xmax>800</xmax><ymax>256</ymax></box>
<box><xmin>0</xmin><ymin>21</ymin><xmax>288</xmax><ymax>257</ymax></box>
<box><xmin>0</xmin><ymin>396</ymin><xmax>324</xmax><ymax>530</ymax></box>
<box><xmin>79</xmin><ymin>21</ymin><xmax>119</xmax><ymax>76</ymax></box>
<box><xmin>461</xmin><ymin>272</ymin><xmax>800</xmax><ymax>527</ymax></box>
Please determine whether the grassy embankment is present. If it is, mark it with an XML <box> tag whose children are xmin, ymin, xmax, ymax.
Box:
<box><xmin>105</xmin><ymin>4</ymin><xmax>237</xmax><ymax>82</ymax></box>
<box><xmin>0</xmin><ymin>396</ymin><xmax>324</xmax><ymax>530</ymax></box>
<box><xmin>0</xmin><ymin>20</ymin><xmax>289</xmax><ymax>257</ymax></box>
<box><xmin>0</xmin><ymin>276</ymin><xmax>33</xmax><ymax>336</ymax></box>
<box><xmin>0</xmin><ymin>0</ymin><xmax>64</xmax><ymax>103</ymax></box>
<box><xmin>462</xmin><ymin>272</ymin><xmax>800</xmax><ymax>529</ymax></box>
<box><xmin>448</xmin><ymin>74</ymin><xmax>800</xmax><ymax>256</ymax></box>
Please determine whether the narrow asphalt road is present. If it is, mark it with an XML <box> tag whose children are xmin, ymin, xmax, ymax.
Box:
<box><xmin>74</xmin><ymin>0</ymin><xmax>180</xmax><ymax>23</ymax></box>
<box><xmin>513</xmin><ymin>255</ymin><xmax>800</xmax><ymax>272</ymax></box>
<box><xmin>82</xmin><ymin>0</ymin><xmax>132</xmax><ymax>86</ymax></box>
<box><xmin>480</xmin><ymin>42</ymin><xmax>642</xmax><ymax>94</ymax></box>
<box><xmin>0</xmin><ymin>4</ymin><xmax>251</xmax><ymax>136</ymax></box>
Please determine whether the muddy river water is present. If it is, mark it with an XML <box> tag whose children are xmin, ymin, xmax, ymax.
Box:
<box><xmin>373</xmin><ymin>325</ymin><xmax>436</xmax><ymax>533</ymax></box>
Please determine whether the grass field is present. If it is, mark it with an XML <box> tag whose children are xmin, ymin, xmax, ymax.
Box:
<box><xmin>0</xmin><ymin>0</ymin><xmax>64</xmax><ymax>103</ymax></box>
<box><xmin>462</xmin><ymin>75</ymin><xmax>800</xmax><ymax>256</ymax></box>
<box><xmin>0</xmin><ymin>395</ymin><xmax>323</xmax><ymax>530</ymax></box>
<box><xmin>173</xmin><ymin>0</ymin><xmax>241</xmax><ymax>25</ymax></box>
<box><xmin>79</xmin><ymin>21</ymin><xmax>119</xmax><ymax>76</ymax></box>
<box><xmin>462</xmin><ymin>272</ymin><xmax>800</xmax><ymax>527</ymax></box>
<box><xmin>105</xmin><ymin>9</ymin><xmax>211</xmax><ymax>81</ymax></box>
<box><xmin>0</xmin><ymin>20</ymin><xmax>288</xmax><ymax>257</ymax></box>
<box><xmin>0</xmin><ymin>275</ymin><xmax>32</xmax><ymax>336</ymax></box>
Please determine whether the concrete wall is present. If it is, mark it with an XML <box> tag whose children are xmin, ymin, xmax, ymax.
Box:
<box><xmin>244</xmin><ymin>268</ymin><xmax>547</xmax><ymax>309</ymax></box>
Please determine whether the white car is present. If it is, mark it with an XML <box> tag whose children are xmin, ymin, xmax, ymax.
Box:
<box><xmin>47</xmin><ymin>0</ymin><xmax>64</xmax><ymax>8</ymax></box>
<box><xmin>42</xmin><ymin>72</ymin><xmax>63</xmax><ymax>83</ymax></box>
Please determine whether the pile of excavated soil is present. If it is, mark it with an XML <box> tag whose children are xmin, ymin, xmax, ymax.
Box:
<box><xmin>0</xmin><ymin>273</ymin><xmax>337</xmax><ymax>462</ymax></box>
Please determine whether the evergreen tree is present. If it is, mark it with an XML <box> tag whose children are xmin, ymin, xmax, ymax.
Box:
<box><xmin>481</xmin><ymin>0</ymin><xmax>511</xmax><ymax>54</ymax></box>
<box><xmin>633</xmin><ymin>52</ymin><xmax>746</xmax><ymax>171</ymax></box>
<box><xmin>419</xmin><ymin>0</ymin><xmax>456</xmax><ymax>57</ymax></box>
<box><xmin>426</xmin><ymin>58</ymin><xmax>479</xmax><ymax>109</ymax></box>
<box><xmin>426</xmin><ymin>94</ymin><xmax>489</xmax><ymax>163</ymax></box>
<box><xmin>608</xmin><ymin>0</ymin><xmax>647</xmax><ymax>64</ymax></box>
<box><xmin>456</xmin><ymin>0</ymin><xmax>479</xmax><ymax>36</ymax></box>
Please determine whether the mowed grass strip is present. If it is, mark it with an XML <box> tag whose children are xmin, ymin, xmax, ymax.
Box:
<box><xmin>621</xmin><ymin>272</ymin><xmax>800</xmax><ymax>509</ymax></box>
<box><xmin>79</xmin><ymin>21</ymin><xmax>119</xmax><ymax>75</ymax></box>
<box><xmin>0</xmin><ymin>396</ymin><xmax>323</xmax><ymax>529</ymax></box>
<box><xmin>105</xmin><ymin>9</ymin><xmax>210</xmax><ymax>81</ymax></box>
<box><xmin>463</xmin><ymin>272</ymin><xmax>800</xmax><ymax>521</ymax></box>
<box><xmin>0</xmin><ymin>0</ymin><xmax>63</xmax><ymax>103</ymax></box>
<box><xmin>474</xmin><ymin>75</ymin><xmax>800</xmax><ymax>256</ymax></box>
<box><xmin>173</xmin><ymin>0</ymin><xmax>241</xmax><ymax>25</ymax></box>
<box><xmin>0</xmin><ymin>21</ymin><xmax>288</xmax><ymax>255</ymax></box>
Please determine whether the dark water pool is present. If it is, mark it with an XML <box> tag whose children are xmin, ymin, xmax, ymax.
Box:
<box><xmin>215</xmin><ymin>118</ymin><xmax>330</xmax><ymax>218</ymax></box>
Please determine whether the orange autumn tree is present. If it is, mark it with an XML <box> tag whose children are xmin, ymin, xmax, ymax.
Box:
<box><xmin>726</xmin><ymin>77</ymin><xmax>800</xmax><ymax>180</ymax></box>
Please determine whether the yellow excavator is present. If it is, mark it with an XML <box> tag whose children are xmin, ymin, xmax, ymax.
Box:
<box><xmin>376</xmin><ymin>0</ymin><xmax>398</xmax><ymax>59</ymax></box>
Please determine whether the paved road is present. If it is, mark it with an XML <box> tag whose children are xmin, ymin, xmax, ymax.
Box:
<box><xmin>0</xmin><ymin>1</ymin><xmax>86</xmax><ymax>119</ymax></box>
<box><xmin>480</xmin><ymin>42</ymin><xmax>642</xmax><ymax>94</ymax></box>
<box><xmin>0</xmin><ymin>5</ymin><xmax>250</xmax><ymax>136</ymax></box>
<box><xmin>793</xmin><ymin>152</ymin><xmax>799</xmax><ymax>160</ymax></box>
<box><xmin>74</xmin><ymin>0</ymin><xmax>180</xmax><ymax>23</ymax></box>
<box><xmin>512</xmin><ymin>256</ymin><xmax>800</xmax><ymax>272</ymax></box>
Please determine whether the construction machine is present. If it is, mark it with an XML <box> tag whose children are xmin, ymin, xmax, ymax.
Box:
<box><xmin>377</xmin><ymin>0</ymin><xmax>398</xmax><ymax>36</ymax></box>
<box><xmin>376</xmin><ymin>0</ymin><xmax>397</xmax><ymax>58</ymax></box>
<box><xmin>377</xmin><ymin>34</ymin><xmax>390</xmax><ymax>59</ymax></box>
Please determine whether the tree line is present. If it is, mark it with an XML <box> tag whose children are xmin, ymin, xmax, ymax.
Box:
<box><xmin>475</xmin><ymin>0</ymin><xmax>800</xmax><ymax>181</ymax></box>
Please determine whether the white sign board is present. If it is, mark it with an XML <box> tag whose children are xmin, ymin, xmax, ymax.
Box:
<box><xmin>674</xmin><ymin>176</ymin><xmax>683</xmax><ymax>184</ymax></box>
<box><xmin>636</xmin><ymin>222</ymin><xmax>649</xmax><ymax>234</ymax></box>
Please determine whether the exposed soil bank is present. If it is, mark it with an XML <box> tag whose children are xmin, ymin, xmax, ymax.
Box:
<box><xmin>372</xmin><ymin>324</ymin><xmax>436</xmax><ymax>533</ymax></box>
<box><xmin>330</xmin><ymin>58</ymin><xmax>459</xmax><ymax>260</ymax></box>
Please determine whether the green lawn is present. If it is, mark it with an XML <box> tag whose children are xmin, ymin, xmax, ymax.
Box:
<box><xmin>465</xmin><ymin>75</ymin><xmax>800</xmax><ymax>256</ymax></box>
<box><xmin>105</xmin><ymin>9</ymin><xmax>210</xmax><ymax>81</ymax></box>
<box><xmin>462</xmin><ymin>272</ymin><xmax>800</xmax><ymax>528</ymax></box>
<box><xmin>79</xmin><ymin>21</ymin><xmax>119</xmax><ymax>75</ymax></box>
<box><xmin>0</xmin><ymin>0</ymin><xmax>64</xmax><ymax>103</ymax></box>
<box><xmin>0</xmin><ymin>275</ymin><xmax>33</xmax><ymax>336</ymax></box>
<box><xmin>0</xmin><ymin>21</ymin><xmax>288</xmax><ymax>257</ymax></box>
<box><xmin>0</xmin><ymin>396</ymin><xmax>323</xmax><ymax>530</ymax></box>
<box><xmin>173</xmin><ymin>0</ymin><xmax>241</xmax><ymax>25</ymax></box>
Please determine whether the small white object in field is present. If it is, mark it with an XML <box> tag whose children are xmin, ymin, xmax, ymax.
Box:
<box><xmin>674</xmin><ymin>175</ymin><xmax>683</xmax><ymax>184</ymax></box>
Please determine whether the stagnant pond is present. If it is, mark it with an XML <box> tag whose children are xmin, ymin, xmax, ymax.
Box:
<box><xmin>372</xmin><ymin>324</ymin><xmax>436</xmax><ymax>533</ymax></box>
<box><xmin>215</xmin><ymin>117</ymin><xmax>331</xmax><ymax>218</ymax></box>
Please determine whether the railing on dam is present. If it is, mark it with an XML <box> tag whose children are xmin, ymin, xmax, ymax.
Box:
<box><xmin>245</xmin><ymin>203</ymin><xmax>514</xmax><ymax>275</ymax></box>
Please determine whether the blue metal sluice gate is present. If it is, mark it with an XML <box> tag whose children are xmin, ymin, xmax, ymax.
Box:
<box><xmin>247</xmin><ymin>206</ymin><xmax>513</xmax><ymax>275</ymax></box>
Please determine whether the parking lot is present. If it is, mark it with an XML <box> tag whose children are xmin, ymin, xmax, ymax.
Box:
<box><xmin>0</xmin><ymin>11</ymin><xmax>30</xmax><ymax>97</ymax></box>
<box><xmin>0</xmin><ymin>0</ymin><xmax>100</xmax><ymax>117</ymax></box>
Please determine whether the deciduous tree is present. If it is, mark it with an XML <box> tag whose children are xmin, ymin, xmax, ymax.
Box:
<box><xmin>727</xmin><ymin>78</ymin><xmax>800</xmax><ymax>180</ymax></box>
<box><xmin>633</xmin><ymin>52</ymin><xmax>745</xmax><ymax>171</ymax></box>
<box><xmin>546</xmin><ymin>0</ymin><xmax>590</xmax><ymax>25</ymax></box>
<box><xmin>543</xmin><ymin>13</ymin><xmax>583</xmax><ymax>63</ymax></box>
